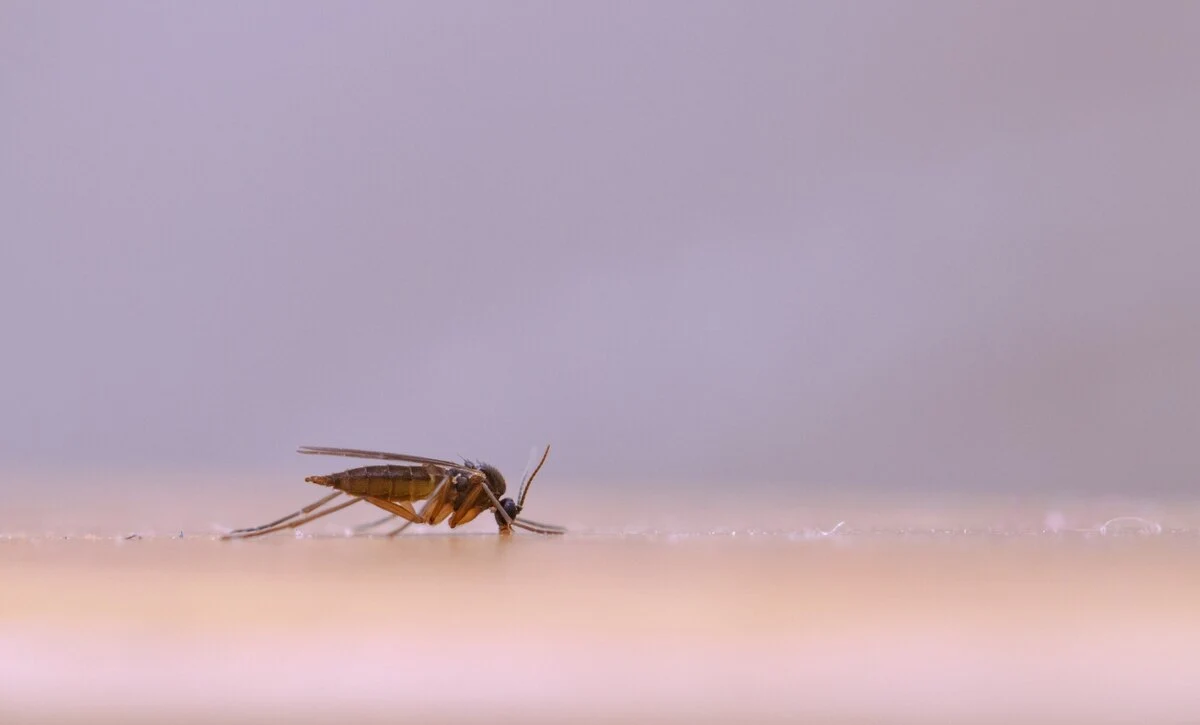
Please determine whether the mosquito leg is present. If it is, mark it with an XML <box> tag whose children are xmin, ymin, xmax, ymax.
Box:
<box><xmin>383</xmin><ymin>519</ymin><xmax>416</xmax><ymax>537</ymax></box>
<box><xmin>364</xmin><ymin>497</ymin><xmax>422</xmax><ymax>523</ymax></box>
<box><xmin>385</xmin><ymin>477</ymin><xmax>450</xmax><ymax>538</ymax></box>
<box><xmin>472</xmin><ymin>476</ymin><xmax>513</xmax><ymax>527</ymax></box>
<box><xmin>425</xmin><ymin>487</ymin><xmax>459</xmax><ymax>525</ymax></box>
<box><xmin>221</xmin><ymin>496</ymin><xmax>363</xmax><ymax>540</ymax></box>
<box><xmin>224</xmin><ymin>491</ymin><xmax>344</xmax><ymax>536</ymax></box>
<box><xmin>512</xmin><ymin>518</ymin><xmax>567</xmax><ymax>535</ymax></box>
<box><xmin>447</xmin><ymin>486</ymin><xmax>486</xmax><ymax>528</ymax></box>
<box><xmin>353</xmin><ymin>514</ymin><xmax>398</xmax><ymax>533</ymax></box>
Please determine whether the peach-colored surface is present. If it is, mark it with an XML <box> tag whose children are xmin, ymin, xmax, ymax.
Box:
<box><xmin>2</xmin><ymin>477</ymin><xmax>1199</xmax><ymax>724</ymax></box>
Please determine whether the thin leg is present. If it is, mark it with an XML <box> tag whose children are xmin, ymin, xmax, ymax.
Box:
<box><xmin>353</xmin><ymin>513</ymin><xmax>398</xmax><ymax>534</ymax></box>
<box><xmin>427</xmin><ymin>497</ymin><xmax>456</xmax><ymax>525</ymax></box>
<box><xmin>448</xmin><ymin>486</ymin><xmax>485</xmax><ymax>528</ymax></box>
<box><xmin>449</xmin><ymin>503</ymin><xmax>486</xmax><ymax>527</ymax></box>
<box><xmin>224</xmin><ymin>491</ymin><xmax>344</xmax><ymax>536</ymax></box>
<box><xmin>358</xmin><ymin>472</ymin><xmax>457</xmax><ymax>535</ymax></box>
<box><xmin>512</xmin><ymin>517</ymin><xmax>566</xmax><ymax>535</ymax></box>
<box><xmin>364</xmin><ymin>497</ymin><xmax>422</xmax><ymax>523</ymax></box>
<box><xmin>385</xmin><ymin>477</ymin><xmax>449</xmax><ymax>538</ymax></box>
<box><xmin>222</xmin><ymin>496</ymin><xmax>363</xmax><ymax>540</ymax></box>
<box><xmin>383</xmin><ymin>518</ymin><xmax>416</xmax><ymax>537</ymax></box>
<box><xmin>473</xmin><ymin>477</ymin><xmax>513</xmax><ymax>527</ymax></box>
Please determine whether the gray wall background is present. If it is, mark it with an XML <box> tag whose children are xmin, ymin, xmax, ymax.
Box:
<box><xmin>3</xmin><ymin>2</ymin><xmax>1198</xmax><ymax>495</ymax></box>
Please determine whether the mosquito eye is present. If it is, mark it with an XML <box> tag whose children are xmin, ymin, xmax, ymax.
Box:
<box><xmin>493</xmin><ymin>498</ymin><xmax>518</xmax><ymax>527</ymax></box>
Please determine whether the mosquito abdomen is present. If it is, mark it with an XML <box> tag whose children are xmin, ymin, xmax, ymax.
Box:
<box><xmin>306</xmin><ymin>465</ymin><xmax>439</xmax><ymax>501</ymax></box>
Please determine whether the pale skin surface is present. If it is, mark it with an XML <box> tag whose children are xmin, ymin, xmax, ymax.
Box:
<box><xmin>2</xmin><ymin>474</ymin><xmax>1199</xmax><ymax>724</ymax></box>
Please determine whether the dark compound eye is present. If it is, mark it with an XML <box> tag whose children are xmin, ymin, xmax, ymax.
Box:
<box><xmin>494</xmin><ymin>498</ymin><xmax>519</xmax><ymax>526</ymax></box>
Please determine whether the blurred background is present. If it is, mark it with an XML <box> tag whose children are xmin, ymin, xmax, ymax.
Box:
<box><xmin>3</xmin><ymin>1</ymin><xmax>1199</xmax><ymax>499</ymax></box>
<box><xmin>4</xmin><ymin>5</ymin><xmax>1200</xmax><ymax>724</ymax></box>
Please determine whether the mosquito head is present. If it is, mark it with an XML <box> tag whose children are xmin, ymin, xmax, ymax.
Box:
<box><xmin>491</xmin><ymin>445</ymin><xmax>550</xmax><ymax>533</ymax></box>
<box><xmin>494</xmin><ymin>497</ymin><xmax>520</xmax><ymax>530</ymax></box>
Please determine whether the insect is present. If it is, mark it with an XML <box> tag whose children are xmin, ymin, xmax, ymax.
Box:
<box><xmin>221</xmin><ymin>444</ymin><xmax>565</xmax><ymax>540</ymax></box>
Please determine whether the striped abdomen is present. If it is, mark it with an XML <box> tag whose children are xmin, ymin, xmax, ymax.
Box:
<box><xmin>306</xmin><ymin>465</ymin><xmax>440</xmax><ymax>502</ymax></box>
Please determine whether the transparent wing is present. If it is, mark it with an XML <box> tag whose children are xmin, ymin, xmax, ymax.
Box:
<box><xmin>515</xmin><ymin>445</ymin><xmax>541</xmax><ymax>493</ymax></box>
<box><xmin>297</xmin><ymin>445</ymin><xmax>475</xmax><ymax>472</ymax></box>
<box><xmin>518</xmin><ymin>444</ymin><xmax>551</xmax><ymax>509</ymax></box>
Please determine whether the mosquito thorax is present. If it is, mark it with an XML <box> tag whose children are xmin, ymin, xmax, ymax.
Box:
<box><xmin>478</xmin><ymin>463</ymin><xmax>507</xmax><ymax>497</ymax></box>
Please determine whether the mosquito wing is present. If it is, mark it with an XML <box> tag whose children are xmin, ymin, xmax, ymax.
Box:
<box><xmin>297</xmin><ymin>445</ymin><xmax>476</xmax><ymax>473</ymax></box>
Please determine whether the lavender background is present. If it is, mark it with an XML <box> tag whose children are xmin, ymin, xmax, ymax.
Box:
<box><xmin>3</xmin><ymin>1</ymin><xmax>1198</xmax><ymax>495</ymax></box>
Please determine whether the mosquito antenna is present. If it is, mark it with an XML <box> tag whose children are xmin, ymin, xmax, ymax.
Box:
<box><xmin>518</xmin><ymin>444</ymin><xmax>551</xmax><ymax>509</ymax></box>
<box><xmin>514</xmin><ymin>446</ymin><xmax>538</xmax><ymax>495</ymax></box>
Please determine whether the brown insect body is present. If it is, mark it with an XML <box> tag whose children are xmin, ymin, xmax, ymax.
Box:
<box><xmin>306</xmin><ymin>465</ymin><xmax>442</xmax><ymax>501</ymax></box>
<box><xmin>221</xmin><ymin>445</ymin><xmax>562</xmax><ymax>540</ymax></box>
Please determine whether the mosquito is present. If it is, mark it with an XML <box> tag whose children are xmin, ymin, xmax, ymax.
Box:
<box><xmin>221</xmin><ymin>444</ymin><xmax>565</xmax><ymax>540</ymax></box>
